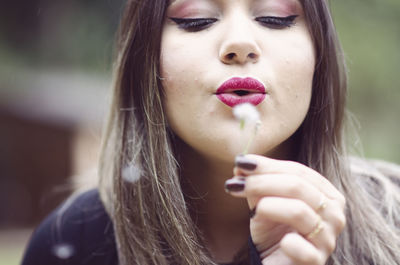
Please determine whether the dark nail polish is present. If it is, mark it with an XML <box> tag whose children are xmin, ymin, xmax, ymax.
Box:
<box><xmin>235</xmin><ymin>155</ymin><xmax>257</xmax><ymax>171</ymax></box>
<box><xmin>225</xmin><ymin>178</ymin><xmax>246</xmax><ymax>193</ymax></box>
<box><xmin>249</xmin><ymin>207</ymin><xmax>256</xmax><ymax>219</ymax></box>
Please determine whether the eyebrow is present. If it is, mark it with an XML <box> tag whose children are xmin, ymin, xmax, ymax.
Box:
<box><xmin>168</xmin><ymin>0</ymin><xmax>301</xmax><ymax>9</ymax></box>
<box><xmin>253</xmin><ymin>0</ymin><xmax>300</xmax><ymax>6</ymax></box>
<box><xmin>168</xmin><ymin>0</ymin><xmax>213</xmax><ymax>6</ymax></box>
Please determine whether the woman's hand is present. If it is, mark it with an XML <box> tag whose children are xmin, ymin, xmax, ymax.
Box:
<box><xmin>226</xmin><ymin>154</ymin><xmax>346</xmax><ymax>265</ymax></box>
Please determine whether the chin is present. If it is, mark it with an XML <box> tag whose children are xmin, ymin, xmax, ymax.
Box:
<box><xmin>172</xmin><ymin>118</ymin><xmax>299</xmax><ymax>164</ymax></box>
<box><xmin>184</xmin><ymin>136</ymin><xmax>290</xmax><ymax>165</ymax></box>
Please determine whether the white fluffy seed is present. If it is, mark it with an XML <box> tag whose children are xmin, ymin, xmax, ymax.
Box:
<box><xmin>121</xmin><ymin>164</ymin><xmax>142</xmax><ymax>183</ymax></box>
<box><xmin>233</xmin><ymin>103</ymin><xmax>260</xmax><ymax>124</ymax></box>
<box><xmin>52</xmin><ymin>243</ymin><xmax>74</xmax><ymax>259</ymax></box>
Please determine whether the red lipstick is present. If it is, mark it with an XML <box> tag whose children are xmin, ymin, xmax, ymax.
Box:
<box><xmin>216</xmin><ymin>77</ymin><xmax>266</xmax><ymax>107</ymax></box>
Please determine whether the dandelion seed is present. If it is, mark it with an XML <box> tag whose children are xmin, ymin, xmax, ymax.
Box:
<box><xmin>52</xmin><ymin>243</ymin><xmax>74</xmax><ymax>259</ymax></box>
<box><xmin>122</xmin><ymin>164</ymin><xmax>142</xmax><ymax>183</ymax></box>
<box><xmin>232</xmin><ymin>103</ymin><xmax>261</xmax><ymax>155</ymax></box>
<box><xmin>233</xmin><ymin>103</ymin><xmax>260</xmax><ymax>129</ymax></box>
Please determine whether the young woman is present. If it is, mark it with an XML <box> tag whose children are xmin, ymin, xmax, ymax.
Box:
<box><xmin>22</xmin><ymin>0</ymin><xmax>400</xmax><ymax>264</ymax></box>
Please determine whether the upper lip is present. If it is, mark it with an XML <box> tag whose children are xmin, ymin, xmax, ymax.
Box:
<box><xmin>216</xmin><ymin>77</ymin><xmax>266</xmax><ymax>95</ymax></box>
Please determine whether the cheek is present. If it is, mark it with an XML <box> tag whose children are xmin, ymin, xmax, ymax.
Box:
<box><xmin>282</xmin><ymin>55</ymin><xmax>314</xmax><ymax>106</ymax></box>
<box><xmin>279</xmin><ymin>34</ymin><xmax>314</xmax><ymax>104</ymax></box>
<box><xmin>160</xmin><ymin>43</ymin><xmax>200</xmax><ymax>134</ymax></box>
<box><xmin>160</xmin><ymin>28</ymin><xmax>205</xmax><ymax>79</ymax></box>
<box><xmin>160</xmin><ymin>40</ymin><xmax>202</xmax><ymax>99</ymax></box>
<box><xmin>160</xmin><ymin>46</ymin><xmax>189</xmax><ymax>106</ymax></box>
<box><xmin>262</xmin><ymin>33</ymin><xmax>315</xmax><ymax>138</ymax></box>
<box><xmin>161</xmin><ymin>46</ymin><xmax>185</xmax><ymax>84</ymax></box>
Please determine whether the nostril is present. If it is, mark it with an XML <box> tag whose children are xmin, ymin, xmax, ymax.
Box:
<box><xmin>248</xmin><ymin>53</ymin><xmax>257</xmax><ymax>59</ymax></box>
<box><xmin>221</xmin><ymin>50</ymin><xmax>259</xmax><ymax>63</ymax></box>
<box><xmin>226</xmin><ymin>53</ymin><xmax>235</xmax><ymax>60</ymax></box>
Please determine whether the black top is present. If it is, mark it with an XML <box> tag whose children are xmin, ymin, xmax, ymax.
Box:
<box><xmin>21</xmin><ymin>189</ymin><xmax>262</xmax><ymax>265</ymax></box>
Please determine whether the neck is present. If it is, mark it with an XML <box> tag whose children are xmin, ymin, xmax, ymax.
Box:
<box><xmin>177</xmin><ymin>139</ymin><xmax>250</xmax><ymax>262</ymax></box>
<box><xmin>174</xmin><ymin>134</ymin><xmax>297</xmax><ymax>262</ymax></box>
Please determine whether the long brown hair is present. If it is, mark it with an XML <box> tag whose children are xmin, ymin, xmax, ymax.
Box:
<box><xmin>98</xmin><ymin>0</ymin><xmax>400</xmax><ymax>264</ymax></box>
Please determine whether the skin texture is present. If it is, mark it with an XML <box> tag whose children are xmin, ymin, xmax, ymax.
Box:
<box><xmin>160</xmin><ymin>0</ymin><xmax>346</xmax><ymax>264</ymax></box>
<box><xmin>161</xmin><ymin>0</ymin><xmax>314</xmax><ymax>162</ymax></box>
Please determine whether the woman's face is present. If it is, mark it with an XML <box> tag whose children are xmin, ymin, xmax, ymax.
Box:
<box><xmin>161</xmin><ymin>0</ymin><xmax>315</xmax><ymax>162</ymax></box>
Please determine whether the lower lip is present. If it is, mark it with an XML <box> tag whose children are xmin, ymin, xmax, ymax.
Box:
<box><xmin>216</xmin><ymin>93</ymin><xmax>266</xmax><ymax>107</ymax></box>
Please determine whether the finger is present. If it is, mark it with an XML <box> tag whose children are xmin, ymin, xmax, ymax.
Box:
<box><xmin>280</xmin><ymin>233</ymin><xmax>324</xmax><ymax>265</ymax></box>
<box><xmin>285</xmin><ymin>207</ymin><xmax>341</xmax><ymax>257</ymax></box>
<box><xmin>306</xmin><ymin>222</ymin><xmax>338</xmax><ymax>258</ymax></box>
<box><xmin>225</xmin><ymin>175</ymin><xmax>346</xmax><ymax>237</ymax></box>
<box><xmin>244</xmin><ymin>173</ymin><xmax>326</xmax><ymax>212</ymax></box>
<box><xmin>235</xmin><ymin>154</ymin><xmax>344</xmax><ymax>202</ymax></box>
<box><xmin>224</xmin><ymin>176</ymin><xmax>247</xmax><ymax>197</ymax></box>
<box><xmin>252</xmin><ymin>197</ymin><xmax>321</xmax><ymax>236</ymax></box>
<box><xmin>314</xmin><ymin>199</ymin><xmax>346</xmax><ymax>236</ymax></box>
<box><xmin>252</xmin><ymin>200</ymin><xmax>339</xmax><ymax>261</ymax></box>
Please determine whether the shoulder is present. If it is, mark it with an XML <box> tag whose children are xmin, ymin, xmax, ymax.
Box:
<box><xmin>349</xmin><ymin>156</ymin><xmax>400</xmax><ymax>211</ymax></box>
<box><xmin>21</xmin><ymin>189</ymin><xmax>118</xmax><ymax>265</ymax></box>
<box><xmin>350</xmin><ymin>156</ymin><xmax>400</xmax><ymax>186</ymax></box>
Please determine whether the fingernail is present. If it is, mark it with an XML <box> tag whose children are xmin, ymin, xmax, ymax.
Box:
<box><xmin>235</xmin><ymin>155</ymin><xmax>257</xmax><ymax>171</ymax></box>
<box><xmin>249</xmin><ymin>207</ymin><xmax>256</xmax><ymax>219</ymax></box>
<box><xmin>224</xmin><ymin>178</ymin><xmax>246</xmax><ymax>193</ymax></box>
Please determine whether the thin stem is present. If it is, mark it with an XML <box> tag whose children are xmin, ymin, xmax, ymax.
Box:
<box><xmin>242</xmin><ymin>122</ymin><xmax>260</xmax><ymax>155</ymax></box>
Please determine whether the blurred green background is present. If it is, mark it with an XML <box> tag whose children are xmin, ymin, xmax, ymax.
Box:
<box><xmin>0</xmin><ymin>0</ymin><xmax>399</xmax><ymax>264</ymax></box>
<box><xmin>331</xmin><ymin>0</ymin><xmax>400</xmax><ymax>164</ymax></box>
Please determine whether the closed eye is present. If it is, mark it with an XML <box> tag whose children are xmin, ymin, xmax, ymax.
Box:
<box><xmin>169</xmin><ymin>17</ymin><xmax>218</xmax><ymax>32</ymax></box>
<box><xmin>255</xmin><ymin>15</ymin><xmax>298</xmax><ymax>29</ymax></box>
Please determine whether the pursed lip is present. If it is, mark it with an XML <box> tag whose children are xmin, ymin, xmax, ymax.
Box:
<box><xmin>215</xmin><ymin>77</ymin><xmax>266</xmax><ymax>107</ymax></box>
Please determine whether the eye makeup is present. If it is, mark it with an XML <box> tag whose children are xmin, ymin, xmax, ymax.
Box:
<box><xmin>166</xmin><ymin>0</ymin><xmax>218</xmax><ymax>19</ymax></box>
<box><xmin>252</xmin><ymin>0</ymin><xmax>301</xmax><ymax>18</ymax></box>
<box><xmin>255</xmin><ymin>15</ymin><xmax>298</xmax><ymax>29</ymax></box>
<box><xmin>167</xmin><ymin>0</ymin><xmax>301</xmax><ymax>32</ymax></box>
<box><xmin>167</xmin><ymin>0</ymin><xmax>220</xmax><ymax>32</ymax></box>
<box><xmin>169</xmin><ymin>17</ymin><xmax>218</xmax><ymax>32</ymax></box>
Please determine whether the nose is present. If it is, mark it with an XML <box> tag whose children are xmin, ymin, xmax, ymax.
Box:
<box><xmin>219</xmin><ymin>44</ymin><xmax>260</xmax><ymax>64</ymax></box>
<box><xmin>219</xmin><ymin>21</ymin><xmax>261</xmax><ymax>65</ymax></box>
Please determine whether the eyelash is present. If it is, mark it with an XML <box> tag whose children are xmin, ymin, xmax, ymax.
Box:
<box><xmin>169</xmin><ymin>18</ymin><xmax>218</xmax><ymax>32</ymax></box>
<box><xmin>169</xmin><ymin>15</ymin><xmax>298</xmax><ymax>32</ymax></box>
<box><xmin>255</xmin><ymin>15</ymin><xmax>298</xmax><ymax>29</ymax></box>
